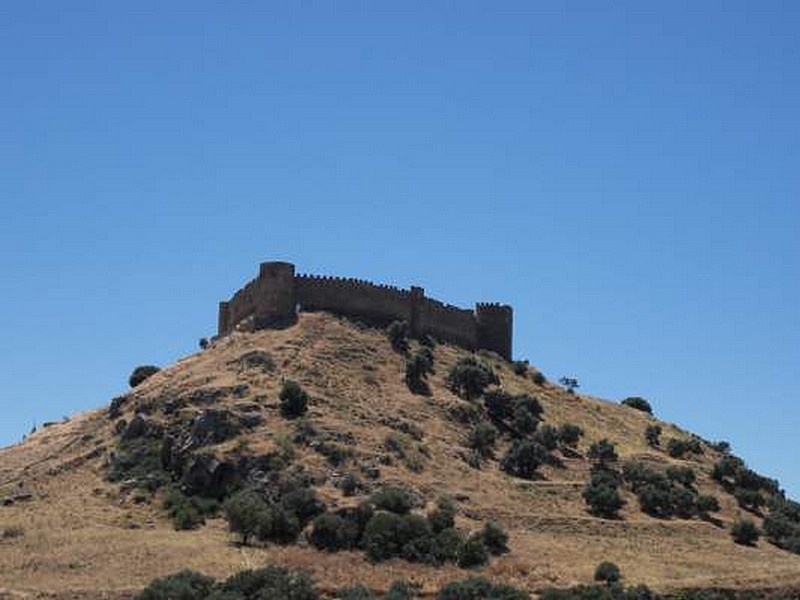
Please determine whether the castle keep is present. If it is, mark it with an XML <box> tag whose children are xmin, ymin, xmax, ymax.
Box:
<box><xmin>218</xmin><ymin>262</ymin><xmax>513</xmax><ymax>360</ymax></box>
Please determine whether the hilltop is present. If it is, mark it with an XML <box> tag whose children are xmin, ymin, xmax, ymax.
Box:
<box><xmin>1</xmin><ymin>312</ymin><xmax>799</xmax><ymax>598</ymax></box>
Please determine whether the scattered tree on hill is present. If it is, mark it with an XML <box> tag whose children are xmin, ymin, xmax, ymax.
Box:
<box><xmin>386</xmin><ymin>320</ymin><xmax>409</xmax><ymax>352</ymax></box>
<box><xmin>512</xmin><ymin>360</ymin><xmax>529</xmax><ymax>376</ymax></box>
<box><xmin>644</xmin><ymin>424</ymin><xmax>662</xmax><ymax>448</ymax></box>
<box><xmin>557</xmin><ymin>424</ymin><xmax>584</xmax><ymax>449</ymax></box>
<box><xmin>621</xmin><ymin>397</ymin><xmax>653</xmax><ymax>415</ymax></box>
<box><xmin>479</xmin><ymin>522</ymin><xmax>509</xmax><ymax>555</ymax></box>
<box><xmin>559</xmin><ymin>376</ymin><xmax>579</xmax><ymax>393</ymax></box>
<box><xmin>583</xmin><ymin>471</ymin><xmax>625</xmax><ymax>519</ymax></box>
<box><xmin>588</xmin><ymin>439</ymin><xmax>618</xmax><ymax>465</ymax></box>
<box><xmin>279</xmin><ymin>380</ymin><xmax>309</xmax><ymax>419</ymax></box>
<box><xmin>405</xmin><ymin>348</ymin><xmax>435</xmax><ymax>394</ymax></box>
<box><xmin>696</xmin><ymin>495</ymin><xmax>721</xmax><ymax>519</ymax></box>
<box><xmin>129</xmin><ymin>365</ymin><xmax>160</xmax><ymax>388</ymax></box>
<box><xmin>137</xmin><ymin>569</ymin><xmax>215</xmax><ymax>600</ymax></box>
<box><xmin>500</xmin><ymin>440</ymin><xmax>547</xmax><ymax>480</ymax></box>
<box><xmin>731</xmin><ymin>519</ymin><xmax>760</xmax><ymax>546</ymax></box>
<box><xmin>594</xmin><ymin>562</ymin><xmax>622</xmax><ymax>585</ymax></box>
<box><xmin>447</xmin><ymin>357</ymin><xmax>499</xmax><ymax>400</ymax></box>
<box><xmin>467</xmin><ymin>422</ymin><xmax>498</xmax><ymax>459</ymax></box>
<box><xmin>370</xmin><ymin>487</ymin><xmax>414</xmax><ymax>515</ymax></box>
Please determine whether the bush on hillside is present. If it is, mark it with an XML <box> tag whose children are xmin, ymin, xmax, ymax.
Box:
<box><xmin>735</xmin><ymin>489</ymin><xmax>766</xmax><ymax>512</ymax></box>
<box><xmin>479</xmin><ymin>521</ymin><xmax>509</xmax><ymax>555</ymax></box>
<box><xmin>557</xmin><ymin>423</ymin><xmax>584</xmax><ymax>448</ymax></box>
<box><xmin>216</xmin><ymin>566</ymin><xmax>318</xmax><ymax>600</ymax></box>
<box><xmin>533</xmin><ymin>424</ymin><xmax>560</xmax><ymax>451</ymax></box>
<box><xmin>644</xmin><ymin>424</ymin><xmax>662</xmax><ymax>448</ymax></box>
<box><xmin>512</xmin><ymin>360</ymin><xmax>529</xmax><ymax>376</ymax></box>
<box><xmin>588</xmin><ymin>439</ymin><xmax>618</xmax><ymax>464</ymax></box>
<box><xmin>667</xmin><ymin>437</ymin><xmax>703</xmax><ymax>459</ymax></box>
<box><xmin>405</xmin><ymin>348</ymin><xmax>435</xmax><ymax>394</ymax></box>
<box><xmin>731</xmin><ymin>519</ymin><xmax>760</xmax><ymax>546</ymax></box>
<box><xmin>428</xmin><ymin>497</ymin><xmax>457</xmax><ymax>534</ymax></box>
<box><xmin>370</xmin><ymin>486</ymin><xmax>414</xmax><ymax>515</ymax></box>
<box><xmin>387</xmin><ymin>320</ymin><xmax>409</xmax><ymax>352</ymax></box>
<box><xmin>621</xmin><ymin>397</ymin><xmax>653</xmax><ymax>414</ymax></box>
<box><xmin>583</xmin><ymin>467</ymin><xmax>625</xmax><ymax>519</ymax></box>
<box><xmin>457</xmin><ymin>533</ymin><xmax>490</xmax><ymax>568</ymax></box>
<box><xmin>666</xmin><ymin>466</ymin><xmax>696</xmax><ymax>487</ymax></box>
<box><xmin>279</xmin><ymin>380</ymin><xmax>309</xmax><ymax>419</ymax></box>
<box><xmin>437</xmin><ymin>578</ymin><xmax>531</xmax><ymax>600</ymax></box>
<box><xmin>137</xmin><ymin>570</ymin><xmax>215</xmax><ymax>600</ymax></box>
<box><xmin>500</xmin><ymin>440</ymin><xmax>547</xmax><ymax>480</ymax></box>
<box><xmin>594</xmin><ymin>561</ymin><xmax>622</xmax><ymax>584</ymax></box>
<box><xmin>447</xmin><ymin>357</ymin><xmax>499</xmax><ymax>400</ymax></box>
<box><xmin>129</xmin><ymin>365</ymin><xmax>160</xmax><ymax>388</ymax></box>
<box><xmin>696</xmin><ymin>495</ymin><xmax>721</xmax><ymax>518</ymax></box>
<box><xmin>467</xmin><ymin>422</ymin><xmax>498</xmax><ymax>458</ymax></box>
<box><xmin>310</xmin><ymin>512</ymin><xmax>358</xmax><ymax>551</ymax></box>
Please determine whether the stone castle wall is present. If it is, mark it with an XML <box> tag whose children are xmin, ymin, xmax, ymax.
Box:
<box><xmin>218</xmin><ymin>261</ymin><xmax>513</xmax><ymax>359</ymax></box>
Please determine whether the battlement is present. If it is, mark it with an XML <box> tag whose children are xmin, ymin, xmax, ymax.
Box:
<box><xmin>218</xmin><ymin>261</ymin><xmax>513</xmax><ymax>359</ymax></box>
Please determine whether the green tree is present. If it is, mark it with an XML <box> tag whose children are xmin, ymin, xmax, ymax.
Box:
<box><xmin>280</xmin><ymin>380</ymin><xmax>309</xmax><ymax>419</ymax></box>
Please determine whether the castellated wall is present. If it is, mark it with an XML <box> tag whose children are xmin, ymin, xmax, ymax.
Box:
<box><xmin>218</xmin><ymin>261</ymin><xmax>513</xmax><ymax>359</ymax></box>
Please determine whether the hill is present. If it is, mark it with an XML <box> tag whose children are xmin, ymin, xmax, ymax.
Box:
<box><xmin>1</xmin><ymin>312</ymin><xmax>799</xmax><ymax>598</ymax></box>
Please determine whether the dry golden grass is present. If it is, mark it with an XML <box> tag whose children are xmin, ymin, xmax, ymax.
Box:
<box><xmin>1</xmin><ymin>312</ymin><xmax>799</xmax><ymax>598</ymax></box>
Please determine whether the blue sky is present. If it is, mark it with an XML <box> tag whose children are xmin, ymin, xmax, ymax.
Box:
<box><xmin>1</xmin><ymin>2</ymin><xmax>798</xmax><ymax>495</ymax></box>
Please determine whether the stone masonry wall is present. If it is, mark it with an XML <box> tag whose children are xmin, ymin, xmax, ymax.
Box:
<box><xmin>218</xmin><ymin>262</ymin><xmax>513</xmax><ymax>359</ymax></box>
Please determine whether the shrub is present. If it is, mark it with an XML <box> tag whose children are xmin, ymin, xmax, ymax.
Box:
<box><xmin>406</xmin><ymin>349</ymin><xmax>435</xmax><ymax>394</ymax></box>
<box><xmin>467</xmin><ymin>422</ymin><xmax>498</xmax><ymax>458</ymax></box>
<box><xmin>731</xmin><ymin>519</ymin><xmax>760</xmax><ymax>546</ymax></box>
<box><xmin>137</xmin><ymin>570</ymin><xmax>215</xmax><ymax>600</ymax></box>
<box><xmin>447</xmin><ymin>357</ymin><xmax>499</xmax><ymax>400</ymax></box>
<box><xmin>735</xmin><ymin>489</ymin><xmax>766</xmax><ymax>512</ymax></box>
<box><xmin>532</xmin><ymin>371</ymin><xmax>547</xmax><ymax>386</ymax></box>
<box><xmin>457</xmin><ymin>533</ymin><xmax>489</xmax><ymax>568</ymax></box>
<box><xmin>621</xmin><ymin>397</ymin><xmax>652</xmax><ymax>414</ymax></box>
<box><xmin>428</xmin><ymin>497</ymin><xmax>457</xmax><ymax>533</ymax></box>
<box><xmin>1</xmin><ymin>525</ymin><xmax>24</xmax><ymax>539</ymax></box>
<box><xmin>696</xmin><ymin>495</ymin><xmax>721</xmax><ymax>517</ymax></box>
<box><xmin>437</xmin><ymin>578</ymin><xmax>530</xmax><ymax>600</ymax></box>
<box><xmin>223</xmin><ymin>490</ymin><xmax>270</xmax><ymax>545</ymax></box>
<box><xmin>666</xmin><ymin>438</ymin><xmax>690</xmax><ymax>458</ymax></box>
<box><xmin>371</xmin><ymin>487</ymin><xmax>414</xmax><ymax>515</ymax></box>
<box><xmin>500</xmin><ymin>440</ymin><xmax>547</xmax><ymax>480</ymax></box>
<box><xmin>387</xmin><ymin>320</ymin><xmax>409</xmax><ymax>352</ymax></box>
<box><xmin>557</xmin><ymin>424</ymin><xmax>584</xmax><ymax>448</ymax></box>
<box><xmin>588</xmin><ymin>439</ymin><xmax>618</xmax><ymax>464</ymax></box>
<box><xmin>480</xmin><ymin>522</ymin><xmax>509</xmax><ymax>555</ymax></box>
<box><xmin>362</xmin><ymin>512</ymin><xmax>429</xmax><ymax>563</ymax></box>
<box><xmin>279</xmin><ymin>380</ymin><xmax>309</xmax><ymax>419</ymax></box>
<box><xmin>644</xmin><ymin>424</ymin><xmax>662</xmax><ymax>448</ymax></box>
<box><xmin>512</xmin><ymin>361</ymin><xmax>529</xmax><ymax>376</ymax></box>
<box><xmin>583</xmin><ymin>467</ymin><xmax>624</xmax><ymax>519</ymax></box>
<box><xmin>483</xmin><ymin>389</ymin><xmax>514</xmax><ymax>422</ymax></box>
<box><xmin>129</xmin><ymin>365</ymin><xmax>160</xmax><ymax>388</ymax></box>
<box><xmin>712</xmin><ymin>455</ymin><xmax>745</xmax><ymax>483</ymax></box>
<box><xmin>340</xmin><ymin>473</ymin><xmax>361</xmax><ymax>497</ymax></box>
<box><xmin>666</xmin><ymin>466</ymin><xmax>696</xmax><ymax>487</ymax></box>
<box><xmin>594</xmin><ymin>562</ymin><xmax>621</xmax><ymax>584</ymax></box>
<box><xmin>280</xmin><ymin>486</ymin><xmax>325</xmax><ymax>525</ymax></box>
<box><xmin>310</xmin><ymin>513</ymin><xmax>353</xmax><ymax>551</ymax></box>
<box><xmin>433</xmin><ymin>528</ymin><xmax>463</xmax><ymax>564</ymax></box>
<box><xmin>420</xmin><ymin>333</ymin><xmax>437</xmax><ymax>349</ymax></box>
<box><xmin>198</xmin><ymin>337</ymin><xmax>209</xmax><ymax>350</ymax></box>
<box><xmin>218</xmin><ymin>566</ymin><xmax>318</xmax><ymax>600</ymax></box>
<box><xmin>533</xmin><ymin>424</ymin><xmax>559</xmax><ymax>451</ymax></box>
<box><xmin>163</xmin><ymin>488</ymin><xmax>218</xmax><ymax>531</ymax></box>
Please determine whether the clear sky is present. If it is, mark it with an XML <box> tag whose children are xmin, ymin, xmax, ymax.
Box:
<box><xmin>1</xmin><ymin>2</ymin><xmax>798</xmax><ymax>496</ymax></box>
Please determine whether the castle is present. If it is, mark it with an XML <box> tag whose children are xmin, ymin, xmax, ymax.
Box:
<box><xmin>218</xmin><ymin>262</ymin><xmax>513</xmax><ymax>360</ymax></box>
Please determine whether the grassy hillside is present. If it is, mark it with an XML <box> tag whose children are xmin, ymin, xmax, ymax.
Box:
<box><xmin>1</xmin><ymin>312</ymin><xmax>798</xmax><ymax>599</ymax></box>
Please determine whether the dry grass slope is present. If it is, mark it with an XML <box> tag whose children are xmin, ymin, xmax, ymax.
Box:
<box><xmin>1</xmin><ymin>312</ymin><xmax>799</xmax><ymax>598</ymax></box>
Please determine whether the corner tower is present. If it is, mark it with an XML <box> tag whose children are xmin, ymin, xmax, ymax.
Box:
<box><xmin>475</xmin><ymin>303</ymin><xmax>513</xmax><ymax>360</ymax></box>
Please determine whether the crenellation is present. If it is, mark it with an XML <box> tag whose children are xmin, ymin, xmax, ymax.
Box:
<box><xmin>218</xmin><ymin>261</ymin><xmax>513</xmax><ymax>359</ymax></box>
